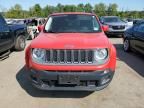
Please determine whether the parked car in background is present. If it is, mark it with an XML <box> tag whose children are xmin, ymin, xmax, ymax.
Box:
<box><xmin>133</xmin><ymin>19</ymin><xmax>144</xmax><ymax>25</ymax></box>
<box><xmin>123</xmin><ymin>22</ymin><xmax>144</xmax><ymax>54</ymax></box>
<box><xmin>5</xmin><ymin>18</ymin><xmax>14</xmax><ymax>24</ymax></box>
<box><xmin>6</xmin><ymin>19</ymin><xmax>25</xmax><ymax>25</ymax></box>
<box><xmin>25</xmin><ymin>12</ymin><xmax>116</xmax><ymax>91</ymax></box>
<box><xmin>123</xmin><ymin>18</ymin><xmax>133</xmax><ymax>27</ymax></box>
<box><xmin>0</xmin><ymin>14</ymin><xmax>27</xmax><ymax>57</ymax></box>
<box><xmin>26</xmin><ymin>18</ymin><xmax>46</xmax><ymax>39</ymax></box>
<box><xmin>100</xmin><ymin>16</ymin><xmax>129</xmax><ymax>36</ymax></box>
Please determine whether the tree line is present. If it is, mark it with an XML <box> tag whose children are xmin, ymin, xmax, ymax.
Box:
<box><xmin>2</xmin><ymin>3</ymin><xmax>144</xmax><ymax>19</ymax></box>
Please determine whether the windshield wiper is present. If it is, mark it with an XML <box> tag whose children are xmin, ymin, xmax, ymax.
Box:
<box><xmin>46</xmin><ymin>30</ymin><xmax>57</xmax><ymax>33</ymax></box>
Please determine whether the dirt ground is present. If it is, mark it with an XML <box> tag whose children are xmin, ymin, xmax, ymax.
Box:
<box><xmin>0</xmin><ymin>38</ymin><xmax>144</xmax><ymax>108</ymax></box>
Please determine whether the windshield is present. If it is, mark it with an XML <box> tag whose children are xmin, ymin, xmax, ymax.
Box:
<box><xmin>45</xmin><ymin>14</ymin><xmax>101</xmax><ymax>33</ymax></box>
<box><xmin>27</xmin><ymin>19</ymin><xmax>38</xmax><ymax>26</ymax></box>
<box><xmin>104</xmin><ymin>17</ymin><xmax>122</xmax><ymax>23</ymax></box>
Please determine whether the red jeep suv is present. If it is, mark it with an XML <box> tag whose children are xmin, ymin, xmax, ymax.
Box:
<box><xmin>25</xmin><ymin>12</ymin><xmax>116</xmax><ymax>91</ymax></box>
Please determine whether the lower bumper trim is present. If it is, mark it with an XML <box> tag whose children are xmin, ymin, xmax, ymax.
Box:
<box><xmin>29</xmin><ymin>69</ymin><xmax>114</xmax><ymax>91</ymax></box>
<box><xmin>105</xmin><ymin>31</ymin><xmax>124</xmax><ymax>35</ymax></box>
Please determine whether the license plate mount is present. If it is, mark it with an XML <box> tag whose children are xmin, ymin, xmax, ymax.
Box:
<box><xmin>58</xmin><ymin>74</ymin><xmax>80</xmax><ymax>85</ymax></box>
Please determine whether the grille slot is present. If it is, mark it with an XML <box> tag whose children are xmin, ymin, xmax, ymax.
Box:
<box><xmin>87</xmin><ymin>50</ymin><xmax>94</xmax><ymax>63</ymax></box>
<box><xmin>81</xmin><ymin>50</ymin><xmax>86</xmax><ymax>63</ymax></box>
<box><xmin>66</xmin><ymin>50</ymin><xmax>72</xmax><ymax>63</ymax></box>
<box><xmin>73</xmin><ymin>50</ymin><xmax>79</xmax><ymax>63</ymax></box>
<box><xmin>59</xmin><ymin>50</ymin><xmax>65</xmax><ymax>63</ymax></box>
<box><xmin>45</xmin><ymin>49</ymin><xmax>94</xmax><ymax>64</ymax></box>
<box><xmin>53</xmin><ymin>50</ymin><xmax>58</xmax><ymax>62</ymax></box>
<box><xmin>46</xmin><ymin>50</ymin><xmax>51</xmax><ymax>62</ymax></box>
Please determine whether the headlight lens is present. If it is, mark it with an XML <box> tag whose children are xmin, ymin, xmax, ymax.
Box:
<box><xmin>32</xmin><ymin>48</ymin><xmax>46</xmax><ymax>63</ymax></box>
<box><xmin>109</xmin><ymin>25</ymin><xmax>113</xmax><ymax>28</ymax></box>
<box><xmin>94</xmin><ymin>49</ymin><xmax>108</xmax><ymax>61</ymax></box>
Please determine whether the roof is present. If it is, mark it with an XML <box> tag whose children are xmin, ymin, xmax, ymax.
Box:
<box><xmin>50</xmin><ymin>12</ymin><xmax>96</xmax><ymax>16</ymax></box>
<box><xmin>101</xmin><ymin>16</ymin><xmax>118</xmax><ymax>18</ymax></box>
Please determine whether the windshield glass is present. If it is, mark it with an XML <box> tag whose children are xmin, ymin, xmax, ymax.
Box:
<box><xmin>45</xmin><ymin>14</ymin><xmax>101</xmax><ymax>33</ymax></box>
<box><xmin>104</xmin><ymin>17</ymin><xmax>122</xmax><ymax>23</ymax></box>
<box><xmin>27</xmin><ymin>19</ymin><xmax>38</xmax><ymax>26</ymax></box>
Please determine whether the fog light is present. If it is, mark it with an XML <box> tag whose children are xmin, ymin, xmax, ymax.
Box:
<box><xmin>103</xmin><ymin>69</ymin><xmax>109</xmax><ymax>74</ymax></box>
<box><xmin>101</xmin><ymin>76</ymin><xmax>111</xmax><ymax>85</ymax></box>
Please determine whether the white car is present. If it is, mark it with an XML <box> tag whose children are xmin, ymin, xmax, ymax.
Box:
<box><xmin>100</xmin><ymin>16</ymin><xmax>129</xmax><ymax>36</ymax></box>
<box><xmin>27</xmin><ymin>18</ymin><xmax>46</xmax><ymax>39</ymax></box>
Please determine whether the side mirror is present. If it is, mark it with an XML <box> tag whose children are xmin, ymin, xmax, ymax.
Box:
<box><xmin>100</xmin><ymin>20</ymin><xmax>104</xmax><ymax>24</ymax></box>
<box><xmin>102</xmin><ymin>25</ymin><xmax>109</xmax><ymax>32</ymax></box>
<box><xmin>38</xmin><ymin>25</ymin><xmax>44</xmax><ymax>32</ymax></box>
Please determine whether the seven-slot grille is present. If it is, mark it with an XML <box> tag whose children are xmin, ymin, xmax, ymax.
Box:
<box><xmin>45</xmin><ymin>49</ymin><xmax>94</xmax><ymax>64</ymax></box>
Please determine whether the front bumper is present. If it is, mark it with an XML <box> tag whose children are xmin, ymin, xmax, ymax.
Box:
<box><xmin>105</xmin><ymin>31</ymin><xmax>124</xmax><ymax>35</ymax></box>
<box><xmin>29</xmin><ymin>69</ymin><xmax>114</xmax><ymax>91</ymax></box>
<box><xmin>105</xmin><ymin>27</ymin><xmax>127</xmax><ymax>35</ymax></box>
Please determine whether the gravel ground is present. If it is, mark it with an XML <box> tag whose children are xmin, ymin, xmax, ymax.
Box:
<box><xmin>0</xmin><ymin>38</ymin><xmax>144</xmax><ymax>108</ymax></box>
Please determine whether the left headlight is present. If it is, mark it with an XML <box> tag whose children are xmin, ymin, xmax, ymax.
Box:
<box><xmin>109</xmin><ymin>25</ymin><xmax>113</xmax><ymax>28</ymax></box>
<box><xmin>32</xmin><ymin>48</ymin><xmax>46</xmax><ymax>63</ymax></box>
<box><xmin>94</xmin><ymin>48</ymin><xmax>108</xmax><ymax>61</ymax></box>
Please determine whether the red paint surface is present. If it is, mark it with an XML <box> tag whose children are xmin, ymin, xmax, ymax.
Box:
<box><xmin>25</xmin><ymin>13</ymin><xmax>116</xmax><ymax>72</ymax></box>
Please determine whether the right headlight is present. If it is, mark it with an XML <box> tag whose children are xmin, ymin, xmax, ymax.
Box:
<box><xmin>32</xmin><ymin>48</ymin><xmax>46</xmax><ymax>64</ymax></box>
<box><xmin>109</xmin><ymin>25</ymin><xmax>113</xmax><ymax>28</ymax></box>
<box><xmin>94</xmin><ymin>48</ymin><xmax>108</xmax><ymax>61</ymax></box>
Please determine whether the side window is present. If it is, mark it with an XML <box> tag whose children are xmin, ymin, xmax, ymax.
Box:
<box><xmin>133</xmin><ymin>25</ymin><xmax>140</xmax><ymax>32</ymax></box>
<box><xmin>39</xmin><ymin>20</ymin><xmax>42</xmax><ymax>25</ymax></box>
<box><xmin>0</xmin><ymin>15</ymin><xmax>8</xmax><ymax>32</ymax></box>
<box><xmin>137</xmin><ymin>24</ymin><xmax>144</xmax><ymax>33</ymax></box>
<box><xmin>92</xmin><ymin>16</ymin><xmax>100</xmax><ymax>31</ymax></box>
<box><xmin>0</xmin><ymin>15</ymin><xmax>6</xmax><ymax>25</ymax></box>
<box><xmin>99</xmin><ymin>17</ymin><xmax>104</xmax><ymax>23</ymax></box>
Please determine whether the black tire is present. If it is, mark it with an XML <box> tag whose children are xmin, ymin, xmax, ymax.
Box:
<box><xmin>30</xmin><ymin>34</ymin><xmax>35</xmax><ymax>40</ymax></box>
<box><xmin>27</xmin><ymin>34</ymin><xmax>34</xmax><ymax>40</ymax></box>
<box><xmin>123</xmin><ymin>39</ymin><xmax>131</xmax><ymax>52</ymax></box>
<box><xmin>34</xmin><ymin>33</ymin><xmax>39</xmax><ymax>38</ymax></box>
<box><xmin>14</xmin><ymin>35</ymin><xmax>26</xmax><ymax>51</ymax></box>
<box><xmin>30</xmin><ymin>30</ymin><xmax>37</xmax><ymax>40</ymax></box>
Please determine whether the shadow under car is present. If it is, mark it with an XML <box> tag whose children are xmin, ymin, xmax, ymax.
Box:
<box><xmin>114</xmin><ymin>44</ymin><xmax>144</xmax><ymax>77</ymax></box>
<box><xmin>16</xmin><ymin>66</ymin><xmax>93</xmax><ymax>98</ymax></box>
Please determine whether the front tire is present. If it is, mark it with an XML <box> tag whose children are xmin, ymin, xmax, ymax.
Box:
<box><xmin>14</xmin><ymin>35</ymin><xmax>26</xmax><ymax>51</ymax></box>
<box><xmin>30</xmin><ymin>34</ymin><xmax>35</xmax><ymax>40</ymax></box>
<box><xmin>123</xmin><ymin>39</ymin><xmax>131</xmax><ymax>52</ymax></box>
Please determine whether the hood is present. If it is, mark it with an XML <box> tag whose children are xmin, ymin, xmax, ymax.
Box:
<box><xmin>8</xmin><ymin>24</ymin><xmax>27</xmax><ymax>31</ymax></box>
<box><xmin>105</xmin><ymin>21</ymin><xmax>127</xmax><ymax>26</ymax></box>
<box><xmin>30</xmin><ymin>32</ymin><xmax>110</xmax><ymax>49</ymax></box>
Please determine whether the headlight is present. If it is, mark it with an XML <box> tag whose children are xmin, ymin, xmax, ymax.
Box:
<box><xmin>32</xmin><ymin>48</ymin><xmax>46</xmax><ymax>63</ymax></box>
<box><xmin>125</xmin><ymin>24</ymin><xmax>129</xmax><ymax>28</ymax></box>
<box><xmin>94</xmin><ymin>49</ymin><xmax>108</xmax><ymax>61</ymax></box>
<box><xmin>109</xmin><ymin>25</ymin><xmax>113</xmax><ymax>28</ymax></box>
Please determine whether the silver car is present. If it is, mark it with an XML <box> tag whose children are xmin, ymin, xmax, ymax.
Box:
<box><xmin>100</xmin><ymin>16</ymin><xmax>129</xmax><ymax>36</ymax></box>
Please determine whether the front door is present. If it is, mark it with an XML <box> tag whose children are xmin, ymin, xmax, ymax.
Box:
<box><xmin>0</xmin><ymin>15</ymin><xmax>12</xmax><ymax>53</ymax></box>
<box><xmin>133</xmin><ymin>23</ymin><xmax>144</xmax><ymax>54</ymax></box>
